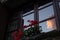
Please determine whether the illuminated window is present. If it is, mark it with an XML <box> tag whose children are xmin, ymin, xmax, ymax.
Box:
<box><xmin>39</xmin><ymin>19</ymin><xmax>56</xmax><ymax>32</ymax></box>
<box><xmin>46</xmin><ymin>19</ymin><xmax>56</xmax><ymax>29</ymax></box>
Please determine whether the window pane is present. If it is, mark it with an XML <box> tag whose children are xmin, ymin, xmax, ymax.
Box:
<box><xmin>23</xmin><ymin>10</ymin><xmax>34</xmax><ymax>16</ymax></box>
<box><xmin>39</xmin><ymin>19</ymin><xmax>56</xmax><ymax>32</ymax></box>
<box><xmin>23</xmin><ymin>13</ymin><xmax>34</xmax><ymax>25</ymax></box>
<box><xmin>39</xmin><ymin>5</ymin><xmax>54</xmax><ymax>21</ymax></box>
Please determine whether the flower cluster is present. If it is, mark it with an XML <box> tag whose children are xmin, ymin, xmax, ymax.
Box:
<box><xmin>12</xmin><ymin>20</ymin><xmax>38</xmax><ymax>40</ymax></box>
<box><xmin>23</xmin><ymin>20</ymin><xmax>38</xmax><ymax>28</ymax></box>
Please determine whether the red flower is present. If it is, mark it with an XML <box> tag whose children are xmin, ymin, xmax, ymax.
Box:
<box><xmin>23</xmin><ymin>25</ymin><xmax>27</xmax><ymax>28</ymax></box>
<box><xmin>33</xmin><ymin>20</ymin><xmax>38</xmax><ymax>24</ymax></box>
<box><xmin>30</xmin><ymin>20</ymin><xmax>38</xmax><ymax>24</ymax></box>
<box><xmin>27</xmin><ymin>20</ymin><xmax>30</xmax><ymax>22</ymax></box>
<box><xmin>12</xmin><ymin>30</ymin><xmax>22</xmax><ymax>40</ymax></box>
<box><xmin>30</xmin><ymin>20</ymin><xmax>34</xmax><ymax>23</ymax></box>
<box><xmin>29</xmin><ymin>23</ymin><xmax>33</xmax><ymax>26</ymax></box>
<box><xmin>28</xmin><ymin>20</ymin><xmax>38</xmax><ymax>26</ymax></box>
<box><xmin>27</xmin><ymin>20</ymin><xmax>34</xmax><ymax>23</ymax></box>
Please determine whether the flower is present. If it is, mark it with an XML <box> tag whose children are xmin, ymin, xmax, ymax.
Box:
<box><xmin>27</xmin><ymin>20</ymin><xmax>30</xmax><ymax>22</ymax></box>
<box><xmin>29</xmin><ymin>23</ymin><xmax>33</xmax><ymax>26</ymax></box>
<box><xmin>12</xmin><ymin>30</ymin><xmax>22</xmax><ymax>40</ymax></box>
<box><xmin>22</xmin><ymin>25</ymin><xmax>27</xmax><ymax>28</ymax></box>
<box><xmin>30</xmin><ymin>20</ymin><xmax>34</xmax><ymax>23</ymax></box>
<box><xmin>23</xmin><ymin>20</ymin><xmax>39</xmax><ymax>28</ymax></box>
<box><xmin>28</xmin><ymin>20</ymin><xmax>38</xmax><ymax>26</ymax></box>
<box><xmin>30</xmin><ymin>20</ymin><xmax>38</xmax><ymax>24</ymax></box>
<box><xmin>27</xmin><ymin>20</ymin><xmax>34</xmax><ymax>23</ymax></box>
<box><xmin>33</xmin><ymin>20</ymin><xmax>38</xmax><ymax>24</ymax></box>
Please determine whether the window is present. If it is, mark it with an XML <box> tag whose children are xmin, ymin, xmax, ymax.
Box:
<box><xmin>23</xmin><ymin>13</ymin><xmax>34</xmax><ymax>25</ymax></box>
<box><xmin>39</xmin><ymin>5</ymin><xmax>54</xmax><ymax>21</ymax></box>
<box><xmin>23</xmin><ymin>10</ymin><xmax>34</xmax><ymax>16</ymax></box>
<box><xmin>38</xmin><ymin>2</ymin><xmax>57</xmax><ymax>32</ymax></box>
<box><xmin>6</xmin><ymin>1</ymin><xmax>58</xmax><ymax>40</ymax></box>
<box><xmin>39</xmin><ymin>19</ymin><xmax>56</xmax><ymax>32</ymax></box>
<box><xmin>23</xmin><ymin>2</ymin><xmax>56</xmax><ymax>32</ymax></box>
<box><xmin>59</xmin><ymin>2</ymin><xmax>60</xmax><ymax>7</ymax></box>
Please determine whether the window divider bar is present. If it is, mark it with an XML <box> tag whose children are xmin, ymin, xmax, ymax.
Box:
<box><xmin>39</xmin><ymin>16</ymin><xmax>55</xmax><ymax>23</ymax></box>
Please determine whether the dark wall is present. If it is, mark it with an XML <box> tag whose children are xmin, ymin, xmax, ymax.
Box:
<box><xmin>0</xmin><ymin>3</ymin><xmax>8</xmax><ymax>40</ymax></box>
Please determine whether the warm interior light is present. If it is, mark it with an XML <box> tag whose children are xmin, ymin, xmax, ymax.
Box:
<box><xmin>46</xmin><ymin>20</ymin><xmax>54</xmax><ymax>29</ymax></box>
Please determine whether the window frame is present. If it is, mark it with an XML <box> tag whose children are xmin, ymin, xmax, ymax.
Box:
<box><xmin>8</xmin><ymin>2</ymin><xmax>55</xmax><ymax>33</ymax></box>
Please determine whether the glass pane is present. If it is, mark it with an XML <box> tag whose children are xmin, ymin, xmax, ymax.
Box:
<box><xmin>23</xmin><ymin>13</ymin><xmax>34</xmax><ymax>25</ymax></box>
<box><xmin>39</xmin><ymin>19</ymin><xmax>57</xmax><ymax>32</ymax></box>
<box><xmin>39</xmin><ymin>5</ymin><xmax>54</xmax><ymax>21</ymax></box>
<box><xmin>38</xmin><ymin>2</ymin><xmax>52</xmax><ymax>9</ymax></box>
